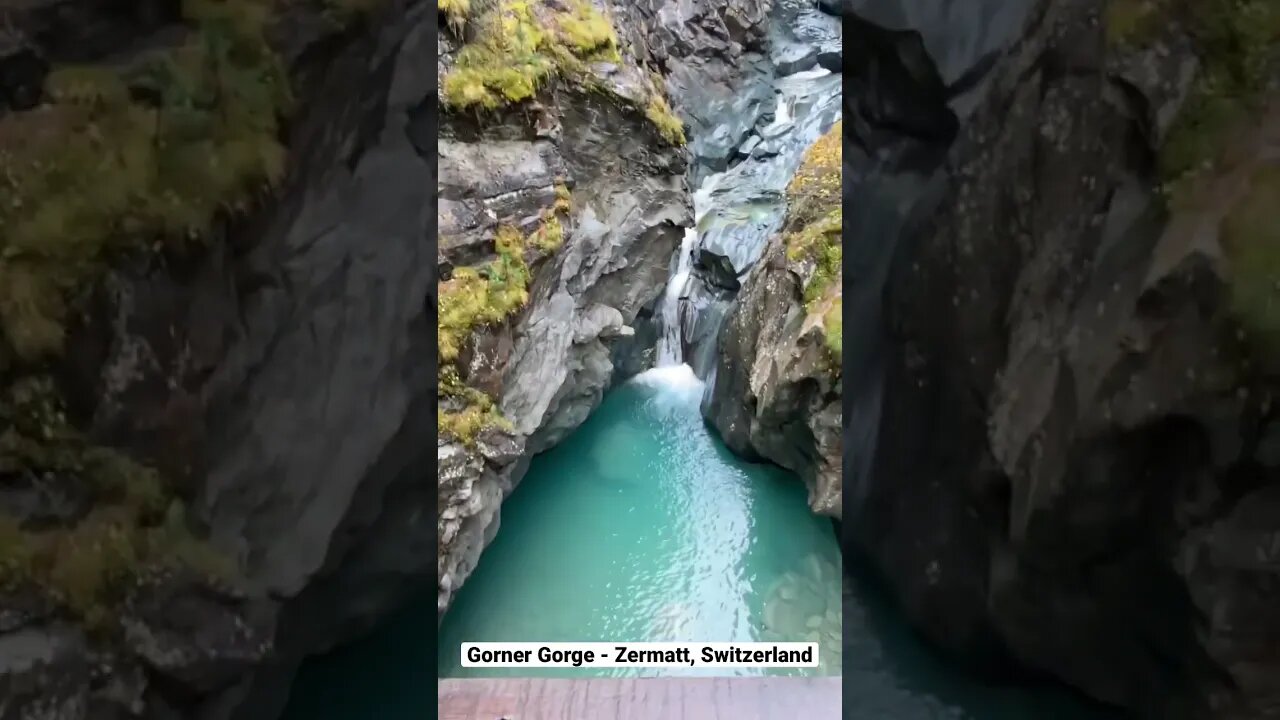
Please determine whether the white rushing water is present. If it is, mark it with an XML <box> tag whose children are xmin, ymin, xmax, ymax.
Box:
<box><xmin>652</xmin><ymin>61</ymin><xmax>841</xmax><ymax>376</ymax></box>
<box><xmin>656</xmin><ymin>228</ymin><xmax>696</xmax><ymax>367</ymax></box>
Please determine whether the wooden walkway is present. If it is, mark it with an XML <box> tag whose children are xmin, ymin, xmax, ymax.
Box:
<box><xmin>439</xmin><ymin>677</ymin><xmax>841</xmax><ymax>719</ymax></box>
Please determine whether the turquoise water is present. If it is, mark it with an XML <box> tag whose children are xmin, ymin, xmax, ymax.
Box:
<box><xmin>439</xmin><ymin>364</ymin><xmax>844</xmax><ymax>677</ymax></box>
<box><xmin>282</xmin><ymin>366</ymin><xmax>1123</xmax><ymax>719</ymax></box>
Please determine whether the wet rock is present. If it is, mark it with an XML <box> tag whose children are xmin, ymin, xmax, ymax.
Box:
<box><xmin>816</xmin><ymin>44</ymin><xmax>841</xmax><ymax>73</ymax></box>
<box><xmin>0</xmin><ymin>32</ymin><xmax>47</xmax><ymax>112</ymax></box>
<box><xmin>122</xmin><ymin>579</ymin><xmax>272</xmax><ymax>696</ymax></box>
<box><xmin>703</xmin><ymin>238</ymin><xmax>842</xmax><ymax>518</ymax></box>
<box><xmin>775</xmin><ymin>44</ymin><xmax>819</xmax><ymax>75</ymax></box>
<box><xmin>0</xmin><ymin>624</ymin><xmax>90</xmax><ymax>719</ymax></box>
<box><xmin>0</xmin><ymin>471</ymin><xmax>94</xmax><ymax>530</ymax></box>
<box><xmin>837</xmin><ymin>0</ymin><xmax>1280</xmax><ymax>716</ymax></box>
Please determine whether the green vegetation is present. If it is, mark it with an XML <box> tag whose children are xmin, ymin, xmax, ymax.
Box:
<box><xmin>438</xmin><ymin>226</ymin><xmax>532</xmax><ymax>363</ymax></box>
<box><xmin>787</xmin><ymin>121</ymin><xmax>843</xmax><ymax>227</ymax></box>
<box><xmin>438</xmin><ymin>367</ymin><xmax>514</xmax><ymax>444</ymax></box>
<box><xmin>0</xmin><ymin>0</ymin><xmax>290</xmax><ymax>362</ymax></box>
<box><xmin>1221</xmin><ymin>165</ymin><xmax>1280</xmax><ymax>362</ymax></box>
<box><xmin>0</xmin><ymin>378</ymin><xmax>233</xmax><ymax>633</ymax></box>
<box><xmin>440</xmin><ymin>0</ymin><xmax>622</xmax><ymax>111</ymax></box>
<box><xmin>787</xmin><ymin>209</ymin><xmax>843</xmax><ymax>308</ymax></box>
<box><xmin>785</xmin><ymin>122</ymin><xmax>843</xmax><ymax>361</ymax></box>
<box><xmin>438</xmin><ymin>193</ymin><xmax>573</xmax><ymax>444</ymax></box>
<box><xmin>823</xmin><ymin>302</ymin><xmax>842</xmax><ymax>362</ymax></box>
<box><xmin>1136</xmin><ymin>0</ymin><xmax>1280</xmax><ymax>199</ymax></box>
<box><xmin>645</xmin><ymin>94</ymin><xmax>686</xmax><ymax>146</ymax></box>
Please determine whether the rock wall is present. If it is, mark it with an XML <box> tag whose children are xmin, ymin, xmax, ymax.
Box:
<box><xmin>433</xmin><ymin>0</ymin><xmax>778</xmax><ymax>625</ymax></box>
<box><xmin>840</xmin><ymin>0</ymin><xmax>1280</xmax><ymax>717</ymax></box>
<box><xmin>703</xmin><ymin>118</ymin><xmax>844</xmax><ymax>519</ymax></box>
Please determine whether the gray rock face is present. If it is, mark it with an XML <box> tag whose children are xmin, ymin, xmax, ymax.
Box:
<box><xmin>703</xmin><ymin>238</ymin><xmax>842</xmax><ymax>518</ymax></box>
<box><xmin>434</xmin><ymin>1</ymin><xmax>696</xmax><ymax>624</ymax></box>
<box><xmin>841</xmin><ymin>0</ymin><xmax>1280</xmax><ymax>717</ymax></box>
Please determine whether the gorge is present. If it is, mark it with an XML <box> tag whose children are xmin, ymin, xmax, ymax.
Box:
<box><xmin>0</xmin><ymin>0</ymin><xmax>1277</xmax><ymax>718</ymax></box>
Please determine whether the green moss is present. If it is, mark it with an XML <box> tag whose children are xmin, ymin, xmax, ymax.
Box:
<box><xmin>787</xmin><ymin>208</ymin><xmax>843</xmax><ymax>308</ymax></box>
<box><xmin>1157</xmin><ymin>0</ymin><xmax>1280</xmax><ymax>199</ymax></box>
<box><xmin>530</xmin><ymin>214</ymin><xmax>565</xmax><ymax>253</ymax></box>
<box><xmin>437</xmin><ymin>193</ymin><xmax>576</xmax><ymax>444</ymax></box>
<box><xmin>554</xmin><ymin>181</ymin><xmax>573</xmax><ymax>214</ymax></box>
<box><xmin>438</xmin><ymin>226</ymin><xmax>532</xmax><ymax>362</ymax></box>
<box><xmin>0</xmin><ymin>0</ymin><xmax>290</xmax><ymax>362</ymax></box>
<box><xmin>438</xmin><ymin>0</ymin><xmax>471</xmax><ymax>32</ymax></box>
<box><xmin>823</xmin><ymin>300</ymin><xmax>842</xmax><ymax>361</ymax></box>
<box><xmin>1221</xmin><ymin>165</ymin><xmax>1280</xmax><ymax>361</ymax></box>
<box><xmin>441</xmin><ymin>0</ymin><xmax>622</xmax><ymax>111</ymax></box>
<box><xmin>0</xmin><ymin>377</ymin><xmax>165</xmax><ymax>517</ymax></box>
<box><xmin>788</xmin><ymin>121</ymin><xmax>843</xmax><ymax>227</ymax></box>
<box><xmin>0</xmin><ymin>376</ymin><xmax>233</xmax><ymax>630</ymax></box>
<box><xmin>44</xmin><ymin>512</ymin><xmax>139</xmax><ymax>631</ymax></box>
<box><xmin>644</xmin><ymin>94</ymin><xmax>686</xmax><ymax>146</ymax></box>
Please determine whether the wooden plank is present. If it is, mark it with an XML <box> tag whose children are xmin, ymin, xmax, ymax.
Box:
<box><xmin>438</xmin><ymin>677</ymin><xmax>841</xmax><ymax>720</ymax></box>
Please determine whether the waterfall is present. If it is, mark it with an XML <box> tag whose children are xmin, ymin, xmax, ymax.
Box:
<box><xmin>656</xmin><ymin>228</ymin><xmax>696</xmax><ymax>366</ymax></box>
<box><xmin>652</xmin><ymin>51</ymin><xmax>842</xmax><ymax>381</ymax></box>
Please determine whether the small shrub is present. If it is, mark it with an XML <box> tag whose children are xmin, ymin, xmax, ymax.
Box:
<box><xmin>645</xmin><ymin>94</ymin><xmax>685</xmax><ymax>146</ymax></box>
<box><xmin>554</xmin><ymin>182</ymin><xmax>572</xmax><ymax>214</ymax></box>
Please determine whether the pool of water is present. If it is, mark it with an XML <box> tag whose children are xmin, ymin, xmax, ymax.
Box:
<box><xmin>438</xmin><ymin>364</ymin><xmax>844</xmax><ymax>677</ymax></box>
<box><xmin>282</xmin><ymin>366</ymin><xmax>1123</xmax><ymax>719</ymax></box>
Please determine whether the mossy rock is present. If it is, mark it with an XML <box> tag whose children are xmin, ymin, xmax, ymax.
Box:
<box><xmin>0</xmin><ymin>0</ymin><xmax>291</xmax><ymax>363</ymax></box>
<box><xmin>440</xmin><ymin>0</ymin><xmax>623</xmax><ymax>111</ymax></box>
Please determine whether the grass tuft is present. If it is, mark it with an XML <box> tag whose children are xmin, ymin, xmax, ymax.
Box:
<box><xmin>441</xmin><ymin>0</ymin><xmax>622</xmax><ymax>111</ymax></box>
<box><xmin>645</xmin><ymin>94</ymin><xmax>685</xmax><ymax>146</ymax></box>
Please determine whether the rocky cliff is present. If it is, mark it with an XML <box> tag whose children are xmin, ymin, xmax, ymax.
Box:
<box><xmin>704</xmin><ymin>120</ymin><xmax>844</xmax><ymax>519</ymax></box>
<box><xmin>839</xmin><ymin>0</ymin><xmax>1280</xmax><ymax>717</ymax></box>
<box><xmin>0</xmin><ymin>0</ymin><xmax>786</xmax><ymax>714</ymax></box>
<box><xmin>434</xmin><ymin>0</ymin><xmax>781</xmax><ymax>623</ymax></box>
